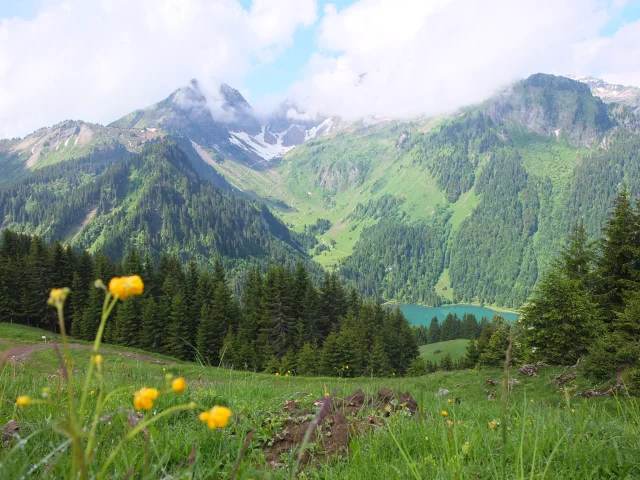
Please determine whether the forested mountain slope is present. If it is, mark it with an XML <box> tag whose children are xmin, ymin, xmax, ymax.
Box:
<box><xmin>3</xmin><ymin>73</ymin><xmax>640</xmax><ymax>308</ymax></box>
<box><xmin>265</xmin><ymin>74</ymin><xmax>640</xmax><ymax>307</ymax></box>
<box><xmin>0</xmin><ymin>140</ymin><xmax>318</xmax><ymax>278</ymax></box>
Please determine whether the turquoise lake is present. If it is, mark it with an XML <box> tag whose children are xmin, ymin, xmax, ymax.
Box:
<box><xmin>399</xmin><ymin>304</ymin><xmax>519</xmax><ymax>326</ymax></box>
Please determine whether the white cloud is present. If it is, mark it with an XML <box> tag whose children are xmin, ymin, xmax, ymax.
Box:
<box><xmin>290</xmin><ymin>0</ymin><xmax>638</xmax><ymax>120</ymax></box>
<box><xmin>0</xmin><ymin>0</ymin><xmax>316</xmax><ymax>138</ymax></box>
<box><xmin>577</xmin><ymin>20</ymin><xmax>640</xmax><ymax>87</ymax></box>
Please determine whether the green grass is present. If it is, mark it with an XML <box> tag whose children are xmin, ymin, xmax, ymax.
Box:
<box><xmin>420</xmin><ymin>339</ymin><xmax>470</xmax><ymax>362</ymax></box>
<box><xmin>434</xmin><ymin>269</ymin><xmax>454</xmax><ymax>301</ymax></box>
<box><xmin>2</xmin><ymin>323</ymin><xmax>639</xmax><ymax>479</ymax></box>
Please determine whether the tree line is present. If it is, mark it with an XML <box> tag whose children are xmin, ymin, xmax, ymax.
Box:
<box><xmin>0</xmin><ymin>229</ymin><xmax>419</xmax><ymax>377</ymax></box>
<box><xmin>520</xmin><ymin>187</ymin><xmax>640</xmax><ymax>390</ymax></box>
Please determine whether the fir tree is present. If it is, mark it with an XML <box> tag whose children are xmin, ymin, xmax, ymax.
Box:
<box><xmin>368</xmin><ymin>337</ymin><xmax>391</xmax><ymax>377</ymax></box>
<box><xmin>596</xmin><ymin>187</ymin><xmax>640</xmax><ymax>315</ymax></box>
<box><xmin>297</xmin><ymin>342</ymin><xmax>318</xmax><ymax>376</ymax></box>
<box><xmin>139</xmin><ymin>297</ymin><xmax>159</xmax><ymax>350</ymax></box>
<box><xmin>406</xmin><ymin>356</ymin><xmax>429</xmax><ymax>377</ymax></box>
<box><xmin>427</xmin><ymin>316</ymin><xmax>440</xmax><ymax>344</ymax></box>
<box><xmin>521</xmin><ymin>269</ymin><xmax>604</xmax><ymax>365</ymax></box>
<box><xmin>464</xmin><ymin>337</ymin><xmax>480</xmax><ymax>368</ymax></box>
<box><xmin>165</xmin><ymin>293</ymin><xmax>189</xmax><ymax>360</ymax></box>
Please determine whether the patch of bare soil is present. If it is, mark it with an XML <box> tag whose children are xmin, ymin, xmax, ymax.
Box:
<box><xmin>262</xmin><ymin>388</ymin><xmax>418</xmax><ymax>468</ymax></box>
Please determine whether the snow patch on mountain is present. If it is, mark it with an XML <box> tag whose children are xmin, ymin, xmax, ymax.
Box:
<box><xmin>229</xmin><ymin>130</ymin><xmax>295</xmax><ymax>161</ymax></box>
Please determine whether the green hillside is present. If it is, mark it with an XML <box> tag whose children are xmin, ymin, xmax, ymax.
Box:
<box><xmin>2</xmin><ymin>322</ymin><xmax>639</xmax><ymax>478</ymax></box>
<box><xmin>0</xmin><ymin>140</ymin><xmax>315</xmax><ymax>274</ymax></box>
<box><xmin>4</xmin><ymin>74</ymin><xmax>640</xmax><ymax>309</ymax></box>
<box><xmin>419</xmin><ymin>339</ymin><xmax>470</xmax><ymax>362</ymax></box>
<box><xmin>238</xmin><ymin>74</ymin><xmax>640</xmax><ymax>308</ymax></box>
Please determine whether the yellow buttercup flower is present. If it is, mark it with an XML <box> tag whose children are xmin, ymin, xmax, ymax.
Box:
<box><xmin>275</xmin><ymin>373</ymin><xmax>279</xmax><ymax>377</ymax></box>
<box><xmin>48</xmin><ymin>288</ymin><xmax>70</xmax><ymax>306</ymax></box>
<box><xmin>93</xmin><ymin>354</ymin><xmax>103</xmax><ymax>366</ymax></box>
<box><xmin>199</xmin><ymin>406</ymin><xmax>232</xmax><ymax>430</ymax></box>
<box><xmin>109</xmin><ymin>275</ymin><xmax>144</xmax><ymax>300</ymax></box>
<box><xmin>325</xmin><ymin>392</ymin><xmax>330</xmax><ymax>398</ymax></box>
<box><xmin>17</xmin><ymin>395</ymin><xmax>31</xmax><ymax>407</ymax></box>
<box><xmin>172</xmin><ymin>377</ymin><xmax>187</xmax><ymax>393</ymax></box>
<box><xmin>441</xmin><ymin>410</ymin><xmax>448</xmax><ymax>417</ymax></box>
<box><xmin>133</xmin><ymin>387</ymin><xmax>159</xmax><ymax>411</ymax></box>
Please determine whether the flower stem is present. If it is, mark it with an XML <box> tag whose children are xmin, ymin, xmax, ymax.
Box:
<box><xmin>97</xmin><ymin>403</ymin><xmax>196</xmax><ymax>479</ymax></box>
<box><xmin>79</xmin><ymin>294</ymin><xmax>117</xmax><ymax>418</ymax></box>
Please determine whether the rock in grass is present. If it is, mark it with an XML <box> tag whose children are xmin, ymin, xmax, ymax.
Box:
<box><xmin>1</xmin><ymin>420</ymin><xmax>19</xmax><ymax>446</ymax></box>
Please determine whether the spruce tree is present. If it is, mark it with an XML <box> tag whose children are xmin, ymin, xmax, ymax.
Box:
<box><xmin>596</xmin><ymin>187</ymin><xmax>640</xmax><ymax>316</ymax></box>
<box><xmin>368</xmin><ymin>337</ymin><xmax>391</xmax><ymax>377</ymax></box>
<box><xmin>521</xmin><ymin>269</ymin><xmax>604</xmax><ymax>364</ymax></box>
<box><xmin>406</xmin><ymin>356</ymin><xmax>429</xmax><ymax>377</ymax></box>
<box><xmin>165</xmin><ymin>293</ymin><xmax>189</xmax><ymax>360</ymax></box>
<box><xmin>427</xmin><ymin>316</ymin><xmax>440</xmax><ymax>344</ymax></box>
<box><xmin>464</xmin><ymin>337</ymin><xmax>480</xmax><ymax>368</ymax></box>
<box><xmin>297</xmin><ymin>342</ymin><xmax>318</xmax><ymax>376</ymax></box>
<box><xmin>69</xmin><ymin>272</ymin><xmax>86</xmax><ymax>337</ymax></box>
<box><xmin>584</xmin><ymin>289</ymin><xmax>640</xmax><ymax>382</ymax></box>
<box><xmin>319</xmin><ymin>332</ymin><xmax>346</xmax><ymax>376</ymax></box>
<box><xmin>139</xmin><ymin>297</ymin><xmax>159</xmax><ymax>350</ymax></box>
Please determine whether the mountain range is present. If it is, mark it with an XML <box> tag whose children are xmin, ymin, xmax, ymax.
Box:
<box><xmin>1</xmin><ymin>73</ymin><xmax>640</xmax><ymax>307</ymax></box>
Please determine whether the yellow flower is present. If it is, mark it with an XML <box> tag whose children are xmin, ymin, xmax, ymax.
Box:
<box><xmin>275</xmin><ymin>373</ymin><xmax>279</xmax><ymax>377</ymax></box>
<box><xmin>425</xmin><ymin>436</ymin><xmax>429</xmax><ymax>441</ymax></box>
<box><xmin>392</xmin><ymin>372</ymin><xmax>396</xmax><ymax>376</ymax></box>
<box><xmin>172</xmin><ymin>377</ymin><xmax>187</xmax><ymax>393</ymax></box>
<box><xmin>41</xmin><ymin>387</ymin><xmax>51</xmax><ymax>397</ymax></box>
<box><xmin>525</xmin><ymin>419</ymin><xmax>532</xmax><ymax>425</ymax></box>
<box><xmin>446</xmin><ymin>420</ymin><xmax>454</xmax><ymax>426</ymax></box>
<box><xmin>287</xmin><ymin>370</ymin><xmax>291</xmax><ymax>374</ymax></box>
<box><xmin>530</xmin><ymin>399</ymin><xmax>534</xmax><ymax>403</ymax></box>
<box><xmin>90</xmin><ymin>390</ymin><xmax>95</xmax><ymax>397</ymax></box>
<box><xmin>308</xmin><ymin>393</ymin><xmax>313</xmax><ymax>397</ymax></box>
<box><xmin>17</xmin><ymin>395</ymin><xmax>31</xmax><ymax>407</ymax></box>
<box><xmin>109</xmin><ymin>275</ymin><xmax>144</xmax><ymax>300</ymax></box>
<box><xmin>93</xmin><ymin>354</ymin><xmax>103</xmax><ymax>366</ymax></box>
<box><xmin>488</xmin><ymin>420</ymin><xmax>500</xmax><ymax>430</ymax></box>
<box><xmin>345</xmin><ymin>365</ymin><xmax>349</xmax><ymax>369</ymax></box>
<box><xmin>133</xmin><ymin>387</ymin><xmax>159</xmax><ymax>411</ymax></box>
<box><xmin>325</xmin><ymin>392</ymin><xmax>330</xmax><ymax>398</ymax></box>
<box><xmin>447</xmin><ymin>399</ymin><xmax>452</xmax><ymax>403</ymax></box>
<box><xmin>441</xmin><ymin>410</ymin><xmax>448</xmax><ymax>417</ymax></box>
<box><xmin>48</xmin><ymin>288</ymin><xmax>70</xmax><ymax>306</ymax></box>
<box><xmin>199</xmin><ymin>406</ymin><xmax>232</xmax><ymax>430</ymax></box>
<box><xmin>571</xmin><ymin>409</ymin><xmax>575</xmax><ymax>413</ymax></box>
<box><xmin>285</xmin><ymin>373</ymin><xmax>289</xmax><ymax>377</ymax></box>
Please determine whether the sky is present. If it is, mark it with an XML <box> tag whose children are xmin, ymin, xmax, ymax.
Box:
<box><xmin>1</xmin><ymin>0</ymin><xmax>640</xmax><ymax>138</ymax></box>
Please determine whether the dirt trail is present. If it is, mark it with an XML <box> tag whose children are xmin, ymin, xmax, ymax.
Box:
<box><xmin>2</xmin><ymin>343</ymin><xmax>167</xmax><ymax>364</ymax></box>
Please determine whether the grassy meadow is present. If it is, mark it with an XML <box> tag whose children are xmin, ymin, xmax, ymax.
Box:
<box><xmin>419</xmin><ymin>340</ymin><xmax>470</xmax><ymax>363</ymax></box>
<box><xmin>1</xmin><ymin>323</ymin><xmax>639</xmax><ymax>479</ymax></box>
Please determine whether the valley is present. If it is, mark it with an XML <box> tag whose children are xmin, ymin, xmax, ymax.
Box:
<box><xmin>3</xmin><ymin>2</ymin><xmax>640</xmax><ymax>478</ymax></box>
